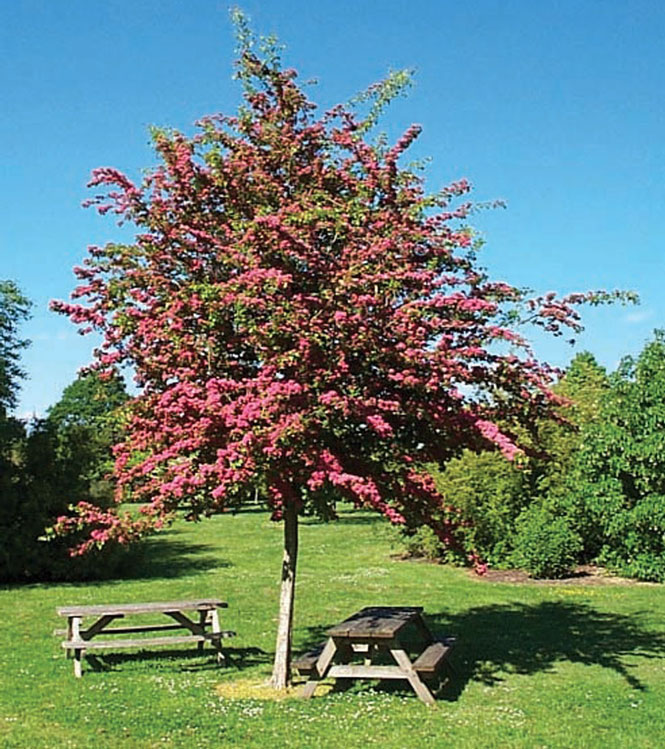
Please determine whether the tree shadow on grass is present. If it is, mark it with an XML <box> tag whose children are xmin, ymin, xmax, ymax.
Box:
<box><xmin>296</xmin><ymin>601</ymin><xmax>665</xmax><ymax>700</ymax></box>
<box><xmin>333</xmin><ymin>513</ymin><xmax>383</xmax><ymax>526</ymax></box>
<box><xmin>427</xmin><ymin>601</ymin><xmax>665</xmax><ymax>697</ymax></box>
<box><xmin>300</xmin><ymin>513</ymin><xmax>382</xmax><ymax>527</ymax></box>
<box><xmin>116</xmin><ymin>536</ymin><xmax>231</xmax><ymax>581</ymax></box>
<box><xmin>85</xmin><ymin>645</ymin><xmax>270</xmax><ymax>675</ymax></box>
<box><xmin>2</xmin><ymin>533</ymin><xmax>230</xmax><ymax>589</ymax></box>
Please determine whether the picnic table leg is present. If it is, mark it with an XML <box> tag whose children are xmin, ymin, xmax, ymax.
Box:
<box><xmin>364</xmin><ymin>643</ymin><xmax>378</xmax><ymax>667</ymax></box>
<box><xmin>333</xmin><ymin>641</ymin><xmax>356</xmax><ymax>690</ymax></box>
<box><xmin>390</xmin><ymin>644</ymin><xmax>436</xmax><ymax>706</ymax></box>
<box><xmin>413</xmin><ymin>614</ymin><xmax>458</xmax><ymax>682</ymax></box>
<box><xmin>349</xmin><ymin>641</ymin><xmax>372</xmax><ymax>666</ymax></box>
<box><xmin>197</xmin><ymin>610</ymin><xmax>207</xmax><ymax>654</ymax></box>
<box><xmin>301</xmin><ymin>637</ymin><xmax>337</xmax><ymax>699</ymax></box>
<box><xmin>71</xmin><ymin>617</ymin><xmax>84</xmax><ymax>678</ymax></box>
<box><xmin>65</xmin><ymin>616</ymin><xmax>74</xmax><ymax>659</ymax></box>
<box><xmin>413</xmin><ymin>613</ymin><xmax>435</xmax><ymax>646</ymax></box>
<box><xmin>209</xmin><ymin>607</ymin><xmax>225</xmax><ymax>664</ymax></box>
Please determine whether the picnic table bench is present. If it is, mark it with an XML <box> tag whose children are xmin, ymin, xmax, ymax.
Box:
<box><xmin>55</xmin><ymin>599</ymin><xmax>234</xmax><ymax>677</ymax></box>
<box><xmin>293</xmin><ymin>606</ymin><xmax>456</xmax><ymax>705</ymax></box>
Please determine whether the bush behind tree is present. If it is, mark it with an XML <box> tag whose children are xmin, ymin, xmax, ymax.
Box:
<box><xmin>399</xmin><ymin>352</ymin><xmax>612</xmax><ymax>578</ymax></box>
<box><xmin>426</xmin><ymin>451</ymin><xmax>531</xmax><ymax>567</ymax></box>
<box><xmin>509</xmin><ymin>504</ymin><xmax>582</xmax><ymax>579</ymax></box>
<box><xmin>0</xmin><ymin>345</ymin><xmax>134</xmax><ymax>582</ymax></box>
<box><xmin>569</xmin><ymin>332</ymin><xmax>665</xmax><ymax>581</ymax></box>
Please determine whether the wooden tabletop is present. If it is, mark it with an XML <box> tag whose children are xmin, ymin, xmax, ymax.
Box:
<box><xmin>326</xmin><ymin>606</ymin><xmax>424</xmax><ymax>639</ymax></box>
<box><xmin>56</xmin><ymin>599</ymin><xmax>227</xmax><ymax>617</ymax></box>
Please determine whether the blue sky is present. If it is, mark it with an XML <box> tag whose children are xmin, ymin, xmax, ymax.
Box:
<box><xmin>2</xmin><ymin>0</ymin><xmax>663</xmax><ymax>416</ymax></box>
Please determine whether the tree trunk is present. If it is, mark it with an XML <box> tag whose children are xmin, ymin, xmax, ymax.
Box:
<box><xmin>270</xmin><ymin>499</ymin><xmax>299</xmax><ymax>688</ymax></box>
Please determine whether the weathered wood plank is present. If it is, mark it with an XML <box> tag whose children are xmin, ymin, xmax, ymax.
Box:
<box><xmin>74</xmin><ymin>648</ymin><xmax>82</xmax><ymax>678</ymax></box>
<box><xmin>208</xmin><ymin>605</ymin><xmax>226</xmax><ymax>664</ymax></box>
<box><xmin>72</xmin><ymin>616</ymin><xmax>82</xmax><ymax>677</ymax></box>
<box><xmin>164</xmin><ymin>610</ymin><xmax>204</xmax><ymax>635</ymax></box>
<box><xmin>61</xmin><ymin>631</ymin><xmax>235</xmax><ymax>651</ymax></box>
<box><xmin>63</xmin><ymin>635</ymin><xmax>203</xmax><ymax>650</ymax></box>
<box><xmin>292</xmin><ymin>642</ymin><xmax>326</xmax><ymax>674</ymax></box>
<box><xmin>300</xmin><ymin>638</ymin><xmax>338</xmax><ymax>698</ymax></box>
<box><xmin>412</xmin><ymin>638</ymin><xmax>456</xmax><ymax>675</ymax></box>
<box><xmin>81</xmin><ymin>614</ymin><xmax>121</xmax><ymax>639</ymax></box>
<box><xmin>389</xmin><ymin>645</ymin><xmax>436</xmax><ymax>706</ymax></box>
<box><xmin>326</xmin><ymin>606</ymin><xmax>422</xmax><ymax>639</ymax></box>
<box><xmin>55</xmin><ymin>623</ymin><xmax>208</xmax><ymax>637</ymax></box>
<box><xmin>326</xmin><ymin>665</ymin><xmax>407</xmax><ymax>679</ymax></box>
<box><xmin>57</xmin><ymin>599</ymin><xmax>226</xmax><ymax>617</ymax></box>
<box><xmin>197</xmin><ymin>609</ymin><xmax>207</xmax><ymax>654</ymax></box>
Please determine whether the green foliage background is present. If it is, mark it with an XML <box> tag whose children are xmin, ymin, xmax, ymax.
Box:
<box><xmin>0</xmin><ymin>283</ymin><xmax>132</xmax><ymax>582</ymax></box>
<box><xmin>567</xmin><ymin>333</ymin><xmax>665</xmax><ymax>581</ymax></box>
<box><xmin>404</xmin><ymin>339</ymin><xmax>665</xmax><ymax>582</ymax></box>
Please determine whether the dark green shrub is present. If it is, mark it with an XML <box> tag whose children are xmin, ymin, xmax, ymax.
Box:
<box><xmin>0</xmin><ymin>283</ymin><xmax>139</xmax><ymax>583</ymax></box>
<box><xmin>510</xmin><ymin>505</ymin><xmax>582</xmax><ymax>578</ymax></box>
<box><xmin>0</xmin><ymin>416</ymin><xmax>140</xmax><ymax>584</ymax></box>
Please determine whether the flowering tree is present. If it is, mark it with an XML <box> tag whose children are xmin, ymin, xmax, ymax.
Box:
<box><xmin>52</xmin><ymin>19</ymin><xmax>630</xmax><ymax>687</ymax></box>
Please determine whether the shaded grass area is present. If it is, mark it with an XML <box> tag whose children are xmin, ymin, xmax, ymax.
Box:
<box><xmin>1</xmin><ymin>510</ymin><xmax>664</xmax><ymax>748</ymax></box>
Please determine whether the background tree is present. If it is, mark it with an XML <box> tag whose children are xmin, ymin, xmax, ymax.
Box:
<box><xmin>534</xmin><ymin>351</ymin><xmax>609</xmax><ymax>505</ymax></box>
<box><xmin>409</xmin><ymin>352</ymin><xmax>609</xmax><ymax>574</ymax></box>
<box><xmin>0</xmin><ymin>280</ymin><xmax>32</xmax><ymax>579</ymax></box>
<box><xmin>0</xmin><ymin>280</ymin><xmax>32</xmax><ymax>417</ymax></box>
<box><xmin>46</xmin><ymin>371</ymin><xmax>128</xmax><ymax>506</ymax></box>
<box><xmin>569</xmin><ymin>332</ymin><xmax>665</xmax><ymax>581</ymax></box>
<box><xmin>426</xmin><ymin>450</ymin><xmax>531</xmax><ymax>568</ymax></box>
<box><xmin>52</xmin><ymin>15</ymin><xmax>629</xmax><ymax>686</ymax></box>
<box><xmin>0</xmin><ymin>305</ymin><xmax>133</xmax><ymax>582</ymax></box>
<box><xmin>0</xmin><ymin>409</ymin><xmax>141</xmax><ymax>583</ymax></box>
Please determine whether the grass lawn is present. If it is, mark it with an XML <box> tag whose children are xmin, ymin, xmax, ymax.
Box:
<box><xmin>1</xmin><ymin>509</ymin><xmax>665</xmax><ymax>748</ymax></box>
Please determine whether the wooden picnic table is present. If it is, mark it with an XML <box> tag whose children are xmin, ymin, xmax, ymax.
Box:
<box><xmin>56</xmin><ymin>599</ymin><xmax>234</xmax><ymax>677</ymax></box>
<box><xmin>294</xmin><ymin>606</ymin><xmax>456</xmax><ymax>705</ymax></box>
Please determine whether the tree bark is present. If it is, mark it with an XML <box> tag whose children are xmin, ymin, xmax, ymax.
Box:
<box><xmin>270</xmin><ymin>499</ymin><xmax>299</xmax><ymax>688</ymax></box>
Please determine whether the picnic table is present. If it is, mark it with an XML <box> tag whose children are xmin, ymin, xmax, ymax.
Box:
<box><xmin>294</xmin><ymin>606</ymin><xmax>456</xmax><ymax>705</ymax></box>
<box><xmin>56</xmin><ymin>599</ymin><xmax>234</xmax><ymax>677</ymax></box>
